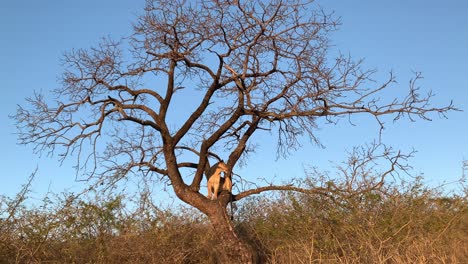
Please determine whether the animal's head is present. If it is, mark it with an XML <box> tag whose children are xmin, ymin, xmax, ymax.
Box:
<box><xmin>206</xmin><ymin>161</ymin><xmax>230</xmax><ymax>179</ymax></box>
<box><xmin>217</xmin><ymin>162</ymin><xmax>229</xmax><ymax>173</ymax></box>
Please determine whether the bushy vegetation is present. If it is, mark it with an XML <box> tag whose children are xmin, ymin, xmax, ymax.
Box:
<box><xmin>237</xmin><ymin>182</ymin><xmax>467</xmax><ymax>263</ymax></box>
<box><xmin>1</xmin><ymin>176</ymin><xmax>466</xmax><ymax>264</ymax></box>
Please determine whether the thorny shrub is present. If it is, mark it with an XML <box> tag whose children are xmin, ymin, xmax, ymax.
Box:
<box><xmin>0</xmin><ymin>174</ymin><xmax>466</xmax><ymax>263</ymax></box>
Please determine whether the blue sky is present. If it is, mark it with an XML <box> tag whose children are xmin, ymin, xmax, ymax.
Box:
<box><xmin>1</xmin><ymin>0</ymin><xmax>467</xmax><ymax>200</ymax></box>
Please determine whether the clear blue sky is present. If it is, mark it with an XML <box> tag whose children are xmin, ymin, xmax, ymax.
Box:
<box><xmin>1</xmin><ymin>0</ymin><xmax>467</xmax><ymax>200</ymax></box>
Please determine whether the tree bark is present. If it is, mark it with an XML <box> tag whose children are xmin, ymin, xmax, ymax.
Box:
<box><xmin>206</xmin><ymin>199</ymin><xmax>256</xmax><ymax>264</ymax></box>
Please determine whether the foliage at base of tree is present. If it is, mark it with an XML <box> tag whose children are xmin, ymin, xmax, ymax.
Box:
<box><xmin>1</xmin><ymin>176</ymin><xmax>466</xmax><ymax>264</ymax></box>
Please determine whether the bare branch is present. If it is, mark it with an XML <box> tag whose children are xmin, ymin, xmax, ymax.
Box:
<box><xmin>233</xmin><ymin>185</ymin><xmax>332</xmax><ymax>202</ymax></box>
<box><xmin>14</xmin><ymin>0</ymin><xmax>457</xmax><ymax>222</ymax></box>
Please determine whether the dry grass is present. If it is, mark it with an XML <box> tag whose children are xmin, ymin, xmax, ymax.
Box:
<box><xmin>1</xmin><ymin>177</ymin><xmax>466</xmax><ymax>263</ymax></box>
<box><xmin>237</xmin><ymin>183</ymin><xmax>467</xmax><ymax>264</ymax></box>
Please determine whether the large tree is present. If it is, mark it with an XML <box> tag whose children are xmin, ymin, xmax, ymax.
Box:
<box><xmin>15</xmin><ymin>0</ymin><xmax>455</xmax><ymax>262</ymax></box>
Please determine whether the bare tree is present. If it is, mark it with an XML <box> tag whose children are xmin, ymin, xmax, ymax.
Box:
<box><xmin>15</xmin><ymin>0</ymin><xmax>456</xmax><ymax>262</ymax></box>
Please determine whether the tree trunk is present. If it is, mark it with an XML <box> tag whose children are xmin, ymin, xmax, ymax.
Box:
<box><xmin>168</xmin><ymin>170</ymin><xmax>255</xmax><ymax>263</ymax></box>
<box><xmin>207</xmin><ymin>203</ymin><xmax>256</xmax><ymax>264</ymax></box>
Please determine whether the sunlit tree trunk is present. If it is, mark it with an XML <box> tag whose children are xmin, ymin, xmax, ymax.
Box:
<box><xmin>207</xmin><ymin>203</ymin><xmax>255</xmax><ymax>263</ymax></box>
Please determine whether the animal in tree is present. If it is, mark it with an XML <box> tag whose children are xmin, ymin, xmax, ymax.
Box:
<box><xmin>206</xmin><ymin>162</ymin><xmax>231</xmax><ymax>200</ymax></box>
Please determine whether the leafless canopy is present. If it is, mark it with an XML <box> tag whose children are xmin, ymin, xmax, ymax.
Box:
<box><xmin>15</xmin><ymin>0</ymin><xmax>455</xmax><ymax>205</ymax></box>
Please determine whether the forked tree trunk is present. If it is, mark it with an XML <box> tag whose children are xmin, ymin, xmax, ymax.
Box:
<box><xmin>170</xmin><ymin>177</ymin><xmax>255</xmax><ymax>263</ymax></box>
<box><xmin>207</xmin><ymin>203</ymin><xmax>256</xmax><ymax>264</ymax></box>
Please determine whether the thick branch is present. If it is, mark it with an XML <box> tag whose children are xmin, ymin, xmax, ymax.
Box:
<box><xmin>233</xmin><ymin>185</ymin><xmax>332</xmax><ymax>202</ymax></box>
<box><xmin>190</xmin><ymin>86</ymin><xmax>246</xmax><ymax>190</ymax></box>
